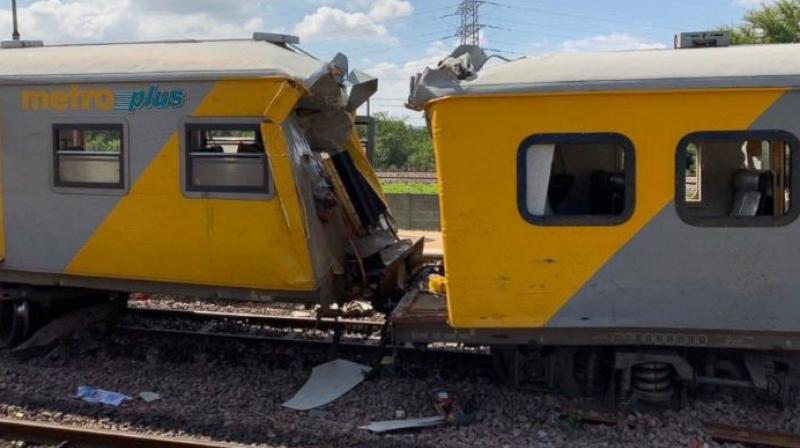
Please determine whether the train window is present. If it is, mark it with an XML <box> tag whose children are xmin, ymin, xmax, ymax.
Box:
<box><xmin>185</xmin><ymin>124</ymin><xmax>270</xmax><ymax>194</ymax></box>
<box><xmin>518</xmin><ymin>133</ymin><xmax>635</xmax><ymax>226</ymax></box>
<box><xmin>53</xmin><ymin>124</ymin><xmax>123</xmax><ymax>189</ymax></box>
<box><xmin>676</xmin><ymin>131</ymin><xmax>800</xmax><ymax>227</ymax></box>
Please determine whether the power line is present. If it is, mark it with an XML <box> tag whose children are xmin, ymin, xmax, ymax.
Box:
<box><xmin>493</xmin><ymin>2</ymin><xmax>679</xmax><ymax>32</ymax></box>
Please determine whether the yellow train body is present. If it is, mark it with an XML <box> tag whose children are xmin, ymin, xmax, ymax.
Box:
<box><xmin>429</xmin><ymin>88</ymin><xmax>787</xmax><ymax>328</ymax></box>
<box><xmin>0</xmin><ymin>37</ymin><xmax>402</xmax><ymax>307</ymax></box>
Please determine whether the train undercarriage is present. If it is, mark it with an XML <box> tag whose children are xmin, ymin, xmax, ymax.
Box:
<box><xmin>390</xmin><ymin>285</ymin><xmax>800</xmax><ymax>407</ymax></box>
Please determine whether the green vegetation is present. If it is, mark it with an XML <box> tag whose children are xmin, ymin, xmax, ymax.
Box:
<box><xmin>368</xmin><ymin>113</ymin><xmax>435</xmax><ymax>171</ymax></box>
<box><xmin>722</xmin><ymin>0</ymin><xmax>800</xmax><ymax>44</ymax></box>
<box><xmin>84</xmin><ymin>130</ymin><xmax>121</xmax><ymax>152</ymax></box>
<box><xmin>380</xmin><ymin>182</ymin><xmax>438</xmax><ymax>195</ymax></box>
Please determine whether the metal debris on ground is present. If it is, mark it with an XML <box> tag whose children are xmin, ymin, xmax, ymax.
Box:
<box><xmin>359</xmin><ymin>416</ymin><xmax>447</xmax><ymax>433</ymax></box>
<box><xmin>432</xmin><ymin>390</ymin><xmax>473</xmax><ymax>426</ymax></box>
<box><xmin>559</xmin><ymin>403</ymin><xmax>624</xmax><ymax>427</ymax></box>
<box><xmin>75</xmin><ymin>386</ymin><xmax>132</xmax><ymax>407</ymax></box>
<box><xmin>704</xmin><ymin>422</ymin><xmax>800</xmax><ymax>448</ymax></box>
<box><xmin>282</xmin><ymin>359</ymin><xmax>371</xmax><ymax>411</ymax></box>
<box><xmin>139</xmin><ymin>391</ymin><xmax>161</xmax><ymax>402</ymax></box>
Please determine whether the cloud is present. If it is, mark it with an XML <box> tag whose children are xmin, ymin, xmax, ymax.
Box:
<box><xmin>292</xmin><ymin>1</ymin><xmax>413</xmax><ymax>43</ymax></box>
<box><xmin>735</xmin><ymin>0</ymin><xmax>777</xmax><ymax>6</ymax></box>
<box><xmin>360</xmin><ymin>40</ymin><xmax>451</xmax><ymax>123</ymax></box>
<box><xmin>293</xmin><ymin>6</ymin><xmax>391</xmax><ymax>42</ymax></box>
<box><xmin>0</xmin><ymin>0</ymin><xmax>271</xmax><ymax>43</ymax></box>
<box><xmin>559</xmin><ymin>33</ymin><xmax>667</xmax><ymax>52</ymax></box>
<box><xmin>367</xmin><ymin>0</ymin><xmax>413</xmax><ymax>21</ymax></box>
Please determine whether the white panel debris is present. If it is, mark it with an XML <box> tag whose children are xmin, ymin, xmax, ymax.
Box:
<box><xmin>359</xmin><ymin>416</ymin><xmax>446</xmax><ymax>433</ymax></box>
<box><xmin>282</xmin><ymin>359</ymin><xmax>371</xmax><ymax>411</ymax></box>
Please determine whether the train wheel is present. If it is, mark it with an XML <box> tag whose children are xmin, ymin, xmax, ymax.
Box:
<box><xmin>0</xmin><ymin>300</ymin><xmax>30</xmax><ymax>348</ymax></box>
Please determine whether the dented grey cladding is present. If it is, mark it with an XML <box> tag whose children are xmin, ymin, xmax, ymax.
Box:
<box><xmin>548</xmin><ymin>90</ymin><xmax>800</xmax><ymax>332</ymax></box>
<box><xmin>0</xmin><ymin>81</ymin><xmax>213</xmax><ymax>272</ymax></box>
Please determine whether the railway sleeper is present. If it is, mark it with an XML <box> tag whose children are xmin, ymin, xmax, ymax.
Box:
<box><xmin>493</xmin><ymin>345</ymin><xmax>800</xmax><ymax>407</ymax></box>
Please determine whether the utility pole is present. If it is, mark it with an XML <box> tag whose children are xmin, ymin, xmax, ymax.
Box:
<box><xmin>456</xmin><ymin>0</ymin><xmax>485</xmax><ymax>47</ymax></box>
<box><xmin>11</xmin><ymin>0</ymin><xmax>20</xmax><ymax>40</ymax></box>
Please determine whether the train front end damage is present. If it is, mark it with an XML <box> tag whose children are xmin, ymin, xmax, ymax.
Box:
<box><xmin>294</xmin><ymin>54</ymin><xmax>425</xmax><ymax>312</ymax></box>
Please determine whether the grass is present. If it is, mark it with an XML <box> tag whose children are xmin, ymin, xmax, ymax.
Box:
<box><xmin>380</xmin><ymin>182</ymin><xmax>438</xmax><ymax>195</ymax></box>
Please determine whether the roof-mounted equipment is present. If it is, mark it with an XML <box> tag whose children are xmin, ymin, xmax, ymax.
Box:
<box><xmin>675</xmin><ymin>31</ymin><xmax>731</xmax><ymax>49</ymax></box>
<box><xmin>1</xmin><ymin>40</ymin><xmax>43</xmax><ymax>49</ymax></box>
<box><xmin>253</xmin><ymin>32</ymin><xmax>300</xmax><ymax>45</ymax></box>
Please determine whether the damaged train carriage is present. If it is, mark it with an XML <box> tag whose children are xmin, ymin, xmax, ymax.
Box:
<box><xmin>0</xmin><ymin>35</ymin><xmax>421</xmax><ymax>347</ymax></box>
<box><xmin>401</xmin><ymin>43</ymin><xmax>800</xmax><ymax>403</ymax></box>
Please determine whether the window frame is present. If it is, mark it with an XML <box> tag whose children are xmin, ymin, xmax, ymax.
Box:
<box><xmin>675</xmin><ymin>130</ymin><xmax>800</xmax><ymax>228</ymax></box>
<box><xmin>52</xmin><ymin>123</ymin><xmax>125</xmax><ymax>190</ymax></box>
<box><xmin>517</xmin><ymin>132</ymin><xmax>636</xmax><ymax>227</ymax></box>
<box><xmin>183</xmin><ymin>122</ymin><xmax>272</xmax><ymax>197</ymax></box>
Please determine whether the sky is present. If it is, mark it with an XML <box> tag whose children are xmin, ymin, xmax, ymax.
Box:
<box><xmin>0</xmin><ymin>0</ymin><xmax>776</xmax><ymax>123</ymax></box>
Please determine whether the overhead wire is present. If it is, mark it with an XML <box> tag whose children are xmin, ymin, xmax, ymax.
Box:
<box><xmin>492</xmin><ymin>1</ymin><xmax>682</xmax><ymax>31</ymax></box>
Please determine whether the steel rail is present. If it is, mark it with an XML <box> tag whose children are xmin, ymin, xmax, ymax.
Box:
<box><xmin>704</xmin><ymin>423</ymin><xmax>800</xmax><ymax>448</ymax></box>
<box><xmin>0</xmin><ymin>417</ymin><xmax>247</xmax><ymax>448</ymax></box>
<box><xmin>117</xmin><ymin>325</ymin><xmax>385</xmax><ymax>352</ymax></box>
<box><xmin>124</xmin><ymin>306</ymin><xmax>386</xmax><ymax>334</ymax></box>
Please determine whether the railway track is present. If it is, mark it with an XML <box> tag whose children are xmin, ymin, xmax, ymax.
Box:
<box><xmin>561</xmin><ymin>405</ymin><xmax>800</xmax><ymax>448</ymax></box>
<box><xmin>123</xmin><ymin>306</ymin><xmax>386</xmax><ymax>335</ymax></box>
<box><xmin>119</xmin><ymin>306</ymin><xmax>489</xmax><ymax>360</ymax></box>
<box><xmin>704</xmin><ymin>423</ymin><xmax>800</xmax><ymax>448</ymax></box>
<box><xmin>0</xmin><ymin>418</ymin><xmax>247</xmax><ymax>448</ymax></box>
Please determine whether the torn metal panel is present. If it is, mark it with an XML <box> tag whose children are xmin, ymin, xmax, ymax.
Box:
<box><xmin>407</xmin><ymin>45</ymin><xmax>488</xmax><ymax>111</ymax></box>
<box><xmin>282</xmin><ymin>359</ymin><xmax>371</xmax><ymax>411</ymax></box>
<box><xmin>359</xmin><ymin>416</ymin><xmax>446</xmax><ymax>433</ymax></box>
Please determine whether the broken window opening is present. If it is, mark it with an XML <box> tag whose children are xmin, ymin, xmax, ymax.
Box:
<box><xmin>676</xmin><ymin>131</ymin><xmax>799</xmax><ymax>227</ymax></box>
<box><xmin>519</xmin><ymin>133</ymin><xmax>635</xmax><ymax>226</ymax></box>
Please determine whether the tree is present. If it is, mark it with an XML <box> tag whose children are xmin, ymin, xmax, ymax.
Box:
<box><xmin>723</xmin><ymin>0</ymin><xmax>800</xmax><ymax>44</ymax></box>
<box><xmin>370</xmin><ymin>113</ymin><xmax>435</xmax><ymax>171</ymax></box>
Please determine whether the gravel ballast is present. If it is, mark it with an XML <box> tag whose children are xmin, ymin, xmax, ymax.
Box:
<box><xmin>0</xmin><ymin>301</ymin><xmax>798</xmax><ymax>446</ymax></box>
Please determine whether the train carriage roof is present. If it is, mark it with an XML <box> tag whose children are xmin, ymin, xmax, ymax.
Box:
<box><xmin>0</xmin><ymin>38</ymin><xmax>326</xmax><ymax>86</ymax></box>
<box><xmin>408</xmin><ymin>43</ymin><xmax>800</xmax><ymax>108</ymax></box>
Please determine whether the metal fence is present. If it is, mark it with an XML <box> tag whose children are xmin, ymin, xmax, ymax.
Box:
<box><xmin>376</xmin><ymin>170</ymin><xmax>437</xmax><ymax>184</ymax></box>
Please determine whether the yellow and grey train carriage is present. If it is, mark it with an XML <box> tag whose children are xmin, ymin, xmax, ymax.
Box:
<box><xmin>401</xmin><ymin>37</ymin><xmax>800</xmax><ymax>402</ymax></box>
<box><xmin>0</xmin><ymin>34</ymin><xmax>421</xmax><ymax>348</ymax></box>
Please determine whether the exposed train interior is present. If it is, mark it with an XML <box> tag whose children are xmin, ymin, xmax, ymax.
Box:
<box><xmin>680</xmin><ymin>136</ymin><xmax>791</xmax><ymax>219</ymax></box>
<box><xmin>525</xmin><ymin>139</ymin><xmax>629</xmax><ymax>218</ymax></box>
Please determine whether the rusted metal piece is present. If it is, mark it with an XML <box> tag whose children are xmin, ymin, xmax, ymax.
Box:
<box><xmin>0</xmin><ymin>418</ymin><xmax>246</xmax><ymax>447</ymax></box>
<box><xmin>705</xmin><ymin>423</ymin><xmax>800</xmax><ymax>448</ymax></box>
<box><xmin>560</xmin><ymin>404</ymin><xmax>623</xmax><ymax>427</ymax></box>
<box><xmin>124</xmin><ymin>307</ymin><xmax>385</xmax><ymax>335</ymax></box>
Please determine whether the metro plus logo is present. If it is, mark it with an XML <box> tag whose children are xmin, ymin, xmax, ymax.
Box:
<box><xmin>21</xmin><ymin>85</ymin><xmax>186</xmax><ymax>113</ymax></box>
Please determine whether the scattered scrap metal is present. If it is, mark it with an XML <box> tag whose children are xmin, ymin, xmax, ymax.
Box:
<box><xmin>559</xmin><ymin>404</ymin><xmax>624</xmax><ymax>428</ymax></box>
<box><xmin>282</xmin><ymin>359</ymin><xmax>372</xmax><ymax>411</ymax></box>
<box><xmin>282</xmin><ymin>358</ymin><xmax>475</xmax><ymax>433</ymax></box>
